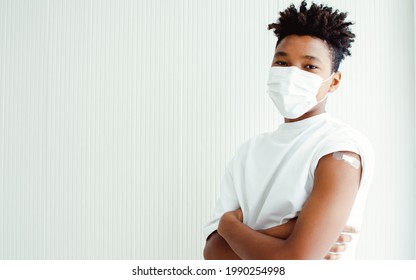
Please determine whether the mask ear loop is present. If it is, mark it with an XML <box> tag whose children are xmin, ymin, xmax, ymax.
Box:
<box><xmin>317</xmin><ymin>72</ymin><xmax>335</xmax><ymax>103</ymax></box>
<box><xmin>317</xmin><ymin>93</ymin><xmax>329</xmax><ymax>104</ymax></box>
<box><xmin>322</xmin><ymin>72</ymin><xmax>335</xmax><ymax>83</ymax></box>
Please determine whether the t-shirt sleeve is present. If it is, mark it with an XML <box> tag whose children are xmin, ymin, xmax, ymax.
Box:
<box><xmin>203</xmin><ymin>163</ymin><xmax>240</xmax><ymax>240</ymax></box>
<box><xmin>310</xmin><ymin>129</ymin><xmax>375</xmax><ymax>191</ymax></box>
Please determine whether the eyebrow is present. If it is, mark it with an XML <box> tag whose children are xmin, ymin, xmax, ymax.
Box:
<box><xmin>303</xmin><ymin>55</ymin><xmax>323</xmax><ymax>64</ymax></box>
<box><xmin>274</xmin><ymin>51</ymin><xmax>323</xmax><ymax>64</ymax></box>
<box><xmin>274</xmin><ymin>51</ymin><xmax>288</xmax><ymax>58</ymax></box>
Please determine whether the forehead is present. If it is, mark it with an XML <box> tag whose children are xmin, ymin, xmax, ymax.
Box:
<box><xmin>275</xmin><ymin>35</ymin><xmax>332</xmax><ymax>64</ymax></box>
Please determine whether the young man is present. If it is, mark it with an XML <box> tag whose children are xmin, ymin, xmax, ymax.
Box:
<box><xmin>203</xmin><ymin>1</ymin><xmax>374</xmax><ymax>260</ymax></box>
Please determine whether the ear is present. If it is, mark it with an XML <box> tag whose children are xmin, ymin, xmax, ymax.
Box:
<box><xmin>329</xmin><ymin>72</ymin><xmax>342</xmax><ymax>92</ymax></box>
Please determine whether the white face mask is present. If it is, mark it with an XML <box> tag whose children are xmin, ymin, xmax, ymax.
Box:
<box><xmin>267</xmin><ymin>66</ymin><xmax>334</xmax><ymax>119</ymax></box>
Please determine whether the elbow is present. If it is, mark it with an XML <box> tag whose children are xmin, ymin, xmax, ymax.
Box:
<box><xmin>203</xmin><ymin>239</ymin><xmax>221</xmax><ymax>260</ymax></box>
<box><xmin>203</xmin><ymin>231</ymin><xmax>241</xmax><ymax>260</ymax></box>
<box><xmin>203</xmin><ymin>234</ymin><xmax>216</xmax><ymax>260</ymax></box>
<box><xmin>203</xmin><ymin>243</ymin><xmax>212</xmax><ymax>260</ymax></box>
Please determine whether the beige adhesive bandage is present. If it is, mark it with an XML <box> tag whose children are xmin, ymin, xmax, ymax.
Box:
<box><xmin>332</xmin><ymin>152</ymin><xmax>360</xmax><ymax>169</ymax></box>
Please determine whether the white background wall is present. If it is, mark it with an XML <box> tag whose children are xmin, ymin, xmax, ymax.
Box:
<box><xmin>0</xmin><ymin>0</ymin><xmax>414</xmax><ymax>259</ymax></box>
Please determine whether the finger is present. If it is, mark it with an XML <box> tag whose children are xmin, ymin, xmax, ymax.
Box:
<box><xmin>324</xmin><ymin>253</ymin><xmax>342</xmax><ymax>260</ymax></box>
<box><xmin>342</xmin><ymin>225</ymin><xmax>359</xmax><ymax>234</ymax></box>
<box><xmin>329</xmin><ymin>243</ymin><xmax>347</xmax><ymax>253</ymax></box>
<box><xmin>336</xmin><ymin>234</ymin><xmax>352</xmax><ymax>243</ymax></box>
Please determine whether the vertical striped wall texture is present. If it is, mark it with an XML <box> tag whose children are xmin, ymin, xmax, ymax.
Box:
<box><xmin>0</xmin><ymin>0</ymin><xmax>414</xmax><ymax>259</ymax></box>
<box><xmin>414</xmin><ymin>0</ymin><xmax>416</xmax><ymax>259</ymax></box>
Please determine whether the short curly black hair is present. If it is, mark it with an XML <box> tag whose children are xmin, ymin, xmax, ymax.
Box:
<box><xmin>268</xmin><ymin>1</ymin><xmax>355</xmax><ymax>72</ymax></box>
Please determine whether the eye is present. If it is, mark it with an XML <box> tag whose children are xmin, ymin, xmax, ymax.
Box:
<box><xmin>305</xmin><ymin>64</ymin><xmax>318</xmax><ymax>70</ymax></box>
<box><xmin>274</xmin><ymin>60</ymin><xmax>289</xmax><ymax>66</ymax></box>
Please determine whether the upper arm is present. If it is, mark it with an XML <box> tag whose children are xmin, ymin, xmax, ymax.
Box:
<box><xmin>284</xmin><ymin>151</ymin><xmax>362</xmax><ymax>259</ymax></box>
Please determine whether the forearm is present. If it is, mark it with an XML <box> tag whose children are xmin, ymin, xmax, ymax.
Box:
<box><xmin>218</xmin><ymin>214</ymin><xmax>295</xmax><ymax>260</ymax></box>
<box><xmin>204</xmin><ymin>218</ymin><xmax>296</xmax><ymax>260</ymax></box>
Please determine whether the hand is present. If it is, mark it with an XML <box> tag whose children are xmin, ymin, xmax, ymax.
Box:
<box><xmin>325</xmin><ymin>225</ymin><xmax>359</xmax><ymax>260</ymax></box>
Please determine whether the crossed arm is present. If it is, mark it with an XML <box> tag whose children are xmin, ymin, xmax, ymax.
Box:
<box><xmin>204</xmin><ymin>151</ymin><xmax>362</xmax><ymax>260</ymax></box>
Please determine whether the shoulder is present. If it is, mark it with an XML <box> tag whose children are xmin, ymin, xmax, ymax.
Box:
<box><xmin>312</xmin><ymin>116</ymin><xmax>375</xmax><ymax>188</ymax></box>
<box><xmin>316</xmin><ymin>116</ymin><xmax>374</xmax><ymax>159</ymax></box>
<box><xmin>235</xmin><ymin>130</ymin><xmax>275</xmax><ymax>154</ymax></box>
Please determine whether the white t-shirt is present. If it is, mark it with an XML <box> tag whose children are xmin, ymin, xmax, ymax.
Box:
<box><xmin>203</xmin><ymin>113</ymin><xmax>374</xmax><ymax>259</ymax></box>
